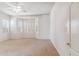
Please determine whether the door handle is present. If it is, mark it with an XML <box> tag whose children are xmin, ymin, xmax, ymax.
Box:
<box><xmin>67</xmin><ymin>43</ymin><xmax>71</xmax><ymax>46</ymax></box>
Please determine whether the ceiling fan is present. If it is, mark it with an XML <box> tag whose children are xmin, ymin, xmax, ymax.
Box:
<box><xmin>5</xmin><ymin>2</ymin><xmax>26</xmax><ymax>14</ymax></box>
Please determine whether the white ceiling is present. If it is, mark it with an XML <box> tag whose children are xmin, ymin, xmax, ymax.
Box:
<box><xmin>0</xmin><ymin>2</ymin><xmax>54</xmax><ymax>16</ymax></box>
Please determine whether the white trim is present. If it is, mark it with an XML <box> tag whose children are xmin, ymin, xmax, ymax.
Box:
<box><xmin>50</xmin><ymin>39</ymin><xmax>61</xmax><ymax>56</ymax></box>
<box><xmin>70</xmin><ymin>48</ymin><xmax>79</xmax><ymax>56</ymax></box>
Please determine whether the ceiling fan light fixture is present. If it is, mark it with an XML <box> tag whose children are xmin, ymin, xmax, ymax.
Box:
<box><xmin>12</xmin><ymin>6</ymin><xmax>22</xmax><ymax>13</ymax></box>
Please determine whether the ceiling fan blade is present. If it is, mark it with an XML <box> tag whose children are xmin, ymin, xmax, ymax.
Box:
<box><xmin>5</xmin><ymin>2</ymin><xmax>16</xmax><ymax>8</ymax></box>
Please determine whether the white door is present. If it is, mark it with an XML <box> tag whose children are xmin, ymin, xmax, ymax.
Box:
<box><xmin>70</xmin><ymin>2</ymin><xmax>79</xmax><ymax>56</ymax></box>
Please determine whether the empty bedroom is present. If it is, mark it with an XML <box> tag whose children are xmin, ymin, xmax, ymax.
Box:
<box><xmin>0</xmin><ymin>2</ymin><xmax>79</xmax><ymax>56</ymax></box>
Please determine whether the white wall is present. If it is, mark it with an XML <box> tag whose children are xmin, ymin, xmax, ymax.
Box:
<box><xmin>0</xmin><ymin>11</ymin><xmax>10</xmax><ymax>41</ymax></box>
<box><xmin>0</xmin><ymin>11</ymin><xmax>9</xmax><ymax>19</ymax></box>
<box><xmin>50</xmin><ymin>3</ymin><xmax>71</xmax><ymax>55</ymax></box>
<box><xmin>36</xmin><ymin>14</ymin><xmax>50</xmax><ymax>39</ymax></box>
<box><xmin>70</xmin><ymin>2</ymin><xmax>79</xmax><ymax>55</ymax></box>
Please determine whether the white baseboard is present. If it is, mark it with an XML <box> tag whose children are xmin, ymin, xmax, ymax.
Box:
<box><xmin>50</xmin><ymin>39</ymin><xmax>61</xmax><ymax>55</ymax></box>
<box><xmin>36</xmin><ymin>36</ymin><xmax>49</xmax><ymax>39</ymax></box>
<box><xmin>70</xmin><ymin>48</ymin><xmax>79</xmax><ymax>56</ymax></box>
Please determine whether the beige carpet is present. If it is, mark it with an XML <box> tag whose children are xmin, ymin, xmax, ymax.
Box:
<box><xmin>0</xmin><ymin>39</ymin><xmax>59</xmax><ymax>56</ymax></box>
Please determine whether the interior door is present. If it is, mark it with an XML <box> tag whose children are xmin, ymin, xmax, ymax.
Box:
<box><xmin>70</xmin><ymin>2</ymin><xmax>79</xmax><ymax>56</ymax></box>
